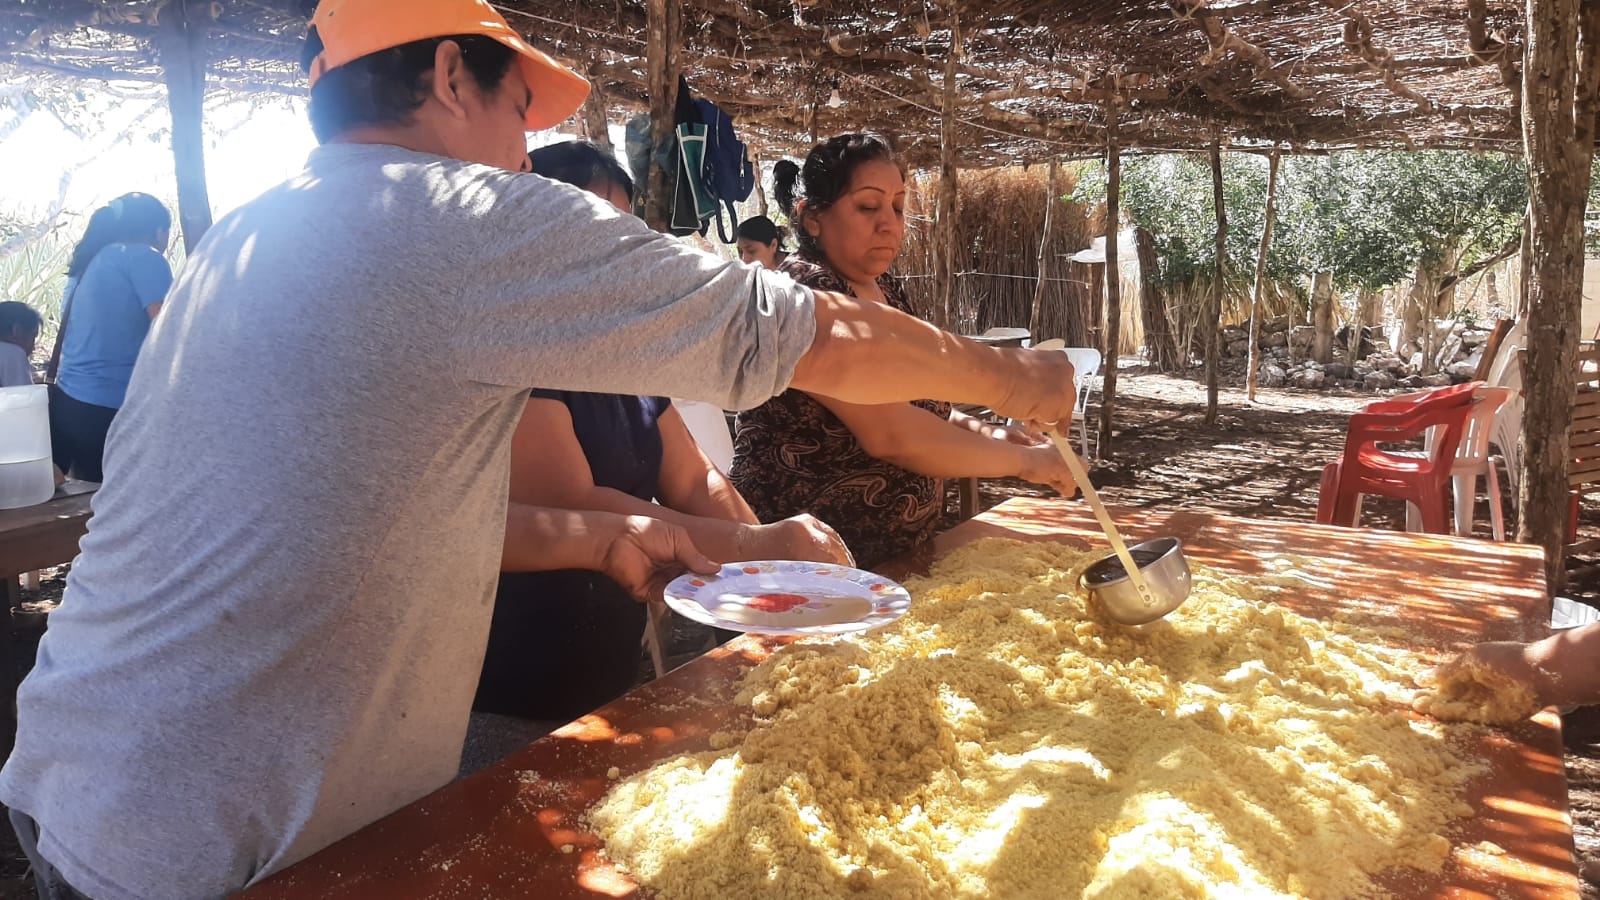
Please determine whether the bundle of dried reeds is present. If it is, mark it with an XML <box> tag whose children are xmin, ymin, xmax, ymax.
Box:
<box><xmin>899</xmin><ymin>166</ymin><xmax>1095</xmax><ymax>346</ymax></box>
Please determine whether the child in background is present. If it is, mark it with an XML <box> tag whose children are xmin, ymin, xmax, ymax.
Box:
<box><xmin>0</xmin><ymin>302</ymin><xmax>42</xmax><ymax>387</ymax></box>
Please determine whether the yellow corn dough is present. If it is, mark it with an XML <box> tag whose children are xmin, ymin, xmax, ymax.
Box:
<box><xmin>590</xmin><ymin>538</ymin><xmax>1485</xmax><ymax>899</ymax></box>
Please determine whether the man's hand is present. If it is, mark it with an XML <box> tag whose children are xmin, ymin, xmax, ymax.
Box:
<box><xmin>597</xmin><ymin>515</ymin><xmax>720</xmax><ymax>603</ymax></box>
<box><xmin>744</xmin><ymin>514</ymin><xmax>855</xmax><ymax>566</ymax></box>
<box><xmin>1412</xmin><ymin>641</ymin><xmax>1550</xmax><ymax>724</ymax></box>
<box><xmin>987</xmin><ymin>348</ymin><xmax>1077</xmax><ymax>432</ymax></box>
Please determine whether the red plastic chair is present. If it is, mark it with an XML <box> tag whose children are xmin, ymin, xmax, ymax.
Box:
<box><xmin>1316</xmin><ymin>382</ymin><xmax>1481</xmax><ymax>534</ymax></box>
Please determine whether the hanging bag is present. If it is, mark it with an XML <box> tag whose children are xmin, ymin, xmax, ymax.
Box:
<box><xmin>693</xmin><ymin>97</ymin><xmax>756</xmax><ymax>244</ymax></box>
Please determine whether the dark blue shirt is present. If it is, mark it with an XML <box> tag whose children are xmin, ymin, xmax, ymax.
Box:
<box><xmin>473</xmin><ymin>390</ymin><xmax>672</xmax><ymax>721</ymax></box>
<box><xmin>529</xmin><ymin>390</ymin><xmax>671</xmax><ymax>501</ymax></box>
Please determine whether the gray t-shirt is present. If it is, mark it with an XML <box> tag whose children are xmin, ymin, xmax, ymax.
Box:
<box><xmin>0</xmin><ymin>142</ymin><xmax>814</xmax><ymax>899</ymax></box>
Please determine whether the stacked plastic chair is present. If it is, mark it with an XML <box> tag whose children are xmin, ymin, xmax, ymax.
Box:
<box><xmin>1315</xmin><ymin>382</ymin><xmax>1482</xmax><ymax>534</ymax></box>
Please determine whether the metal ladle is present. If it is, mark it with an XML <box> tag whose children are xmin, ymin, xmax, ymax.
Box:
<box><xmin>1048</xmin><ymin>432</ymin><xmax>1192</xmax><ymax>624</ymax></box>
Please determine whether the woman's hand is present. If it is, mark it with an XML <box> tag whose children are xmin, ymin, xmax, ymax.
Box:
<box><xmin>598</xmin><ymin>515</ymin><xmax>720</xmax><ymax>602</ymax></box>
<box><xmin>993</xmin><ymin>422</ymin><xmax>1050</xmax><ymax>447</ymax></box>
<box><xmin>740</xmin><ymin>515</ymin><xmax>855</xmax><ymax>566</ymax></box>
<box><xmin>1016</xmin><ymin>445</ymin><xmax>1079</xmax><ymax>498</ymax></box>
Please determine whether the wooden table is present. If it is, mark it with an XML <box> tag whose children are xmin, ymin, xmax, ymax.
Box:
<box><xmin>243</xmin><ymin>499</ymin><xmax>1577</xmax><ymax>899</ymax></box>
<box><xmin>0</xmin><ymin>480</ymin><xmax>96</xmax><ymax>740</ymax></box>
<box><xmin>0</xmin><ymin>480</ymin><xmax>97</xmax><ymax>586</ymax></box>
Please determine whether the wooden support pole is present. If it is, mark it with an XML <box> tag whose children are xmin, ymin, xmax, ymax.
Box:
<box><xmin>1515</xmin><ymin>0</ymin><xmax>1600</xmax><ymax>591</ymax></box>
<box><xmin>157</xmin><ymin>0</ymin><xmax>212</xmax><ymax>253</ymax></box>
<box><xmin>1205</xmin><ymin>140</ymin><xmax>1226</xmax><ymax>425</ymax></box>
<box><xmin>934</xmin><ymin>13</ymin><xmax>962</xmax><ymax>332</ymax></box>
<box><xmin>1027</xmin><ymin>159</ymin><xmax>1060</xmax><ymax>342</ymax></box>
<box><xmin>753</xmin><ymin>153</ymin><xmax>768</xmax><ymax>216</ymax></box>
<box><xmin>1245</xmin><ymin>149</ymin><xmax>1280</xmax><ymax>402</ymax></box>
<box><xmin>580</xmin><ymin>64</ymin><xmax>611</xmax><ymax>152</ymax></box>
<box><xmin>643</xmin><ymin>0</ymin><xmax>680</xmax><ymax>232</ymax></box>
<box><xmin>1099</xmin><ymin>108</ymin><xmax>1121</xmax><ymax>457</ymax></box>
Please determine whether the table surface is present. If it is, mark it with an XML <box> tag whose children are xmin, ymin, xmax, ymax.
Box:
<box><xmin>243</xmin><ymin>499</ymin><xmax>1576</xmax><ymax>900</ymax></box>
<box><xmin>0</xmin><ymin>481</ymin><xmax>96</xmax><ymax>578</ymax></box>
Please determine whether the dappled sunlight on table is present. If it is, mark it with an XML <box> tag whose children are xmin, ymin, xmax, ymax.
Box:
<box><xmin>237</xmin><ymin>498</ymin><xmax>1574</xmax><ymax>900</ymax></box>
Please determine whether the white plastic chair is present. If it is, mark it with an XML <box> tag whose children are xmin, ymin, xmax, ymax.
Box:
<box><xmin>1390</xmin><ymin>384</ymin><xmax>1513</xmax><ymax>539</ymax></box>
<box><xmin>1062</xmin><ymin>347</ymin><xmax>1103</xmax><ymax>459</ymax></box>
<box><xmin>671</xmin><ymin>399</ymin><xmax>734</xmax><ymax>474</ymax></box>
<box><xmin>1485</xmin><ymin>320</ymin><xmax>1525</xmax><ymax>495</ymax></box>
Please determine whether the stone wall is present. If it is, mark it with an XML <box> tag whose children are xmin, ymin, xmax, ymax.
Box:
<box><xmin>1216</xmin><ymin>316</ymin><xmax>1491</xmax><ymax>391</ymax></box>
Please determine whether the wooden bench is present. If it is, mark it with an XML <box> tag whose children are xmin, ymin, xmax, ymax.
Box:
<box><xmin>1566</xmin><ymin>343</ymin><xmax>1600</xmax><ymax>558</ymax></box>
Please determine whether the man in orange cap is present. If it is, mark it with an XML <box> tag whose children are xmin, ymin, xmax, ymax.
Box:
<box><xmin>0</xmin><ymin>1</ymin><xmax>1079</xmax><ymax>896</ymax></box>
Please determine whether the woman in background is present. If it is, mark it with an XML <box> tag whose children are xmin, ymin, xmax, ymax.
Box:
<box><xmin>735</xmin><ymin>215</ymin><xmax>789</xmax><ymax>269</ymax></box>
<box><xmin>474</xmin><ymin>141</ymin><xmax>851</xmax><ymax>722</ymax></box>
<box><xmin>49</xmin><ymin>193</ymin><xmax>172</xmax><ymax>482</ymax></box>
<box><xmin>731</xmin><ymin>134</ymin><xmax>1076</xmax><ymax>567</ymax></box>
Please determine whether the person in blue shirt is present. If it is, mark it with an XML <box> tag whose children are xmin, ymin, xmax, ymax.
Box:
<box><xmin>49</xmin><ymin>193</ymin><xmax>173</xmax><ymax>482</ymax></box>
<box><xmin>0</xmin><ymin>302</ymin><xmax>42</xmax><ymax>388</ymax></box>
<box><xmin>472</xmin><ymin>142</ymin><xmax>851</xmax><ymax>723</ymax></box>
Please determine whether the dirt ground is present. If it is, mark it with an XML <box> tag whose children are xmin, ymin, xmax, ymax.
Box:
<box><xmin>3</xmin><ymin>368</ymin><xmax>1597</xmax><ymax>897</ymax></box>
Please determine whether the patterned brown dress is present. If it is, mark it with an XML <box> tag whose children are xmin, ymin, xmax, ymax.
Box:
<box><xmin>730</xmin><ymin>252</ymin><xmax>951</xmax><ymax>567</ymax></box>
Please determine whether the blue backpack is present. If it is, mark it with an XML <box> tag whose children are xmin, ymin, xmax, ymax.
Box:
<box><xmin>693</xmin><ymin>97</ymin><xmax>755</xmax><ymax>244</ymax></box>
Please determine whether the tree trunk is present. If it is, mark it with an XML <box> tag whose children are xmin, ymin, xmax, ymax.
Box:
<box><xmin>1347</xmin><ymin>287</ymin><xmax>1380</xmax><ymax>359</ymax></box>
<box><xmin>1028</xmin><ymin>160</ymin><xmax>1060</xmax><ymax>343</ymax></box>
<box><xmin>934</xmin><ymin>14</ymin><xmax>962</xmax><ymax>332</ymax></box>
<box><xmin>1247</xmin><ymin>150</ymin><xmax>1280</xmax><ymax>399</ymax></box>
<box><xmin>157</xmin><ymin>0</ymin><xmax>213</xmax><ymax>253</ymax></box>
<box><xmin>1099</xmin><ymin>113</ymin><xmax>1121</xmax><ymax>456</ymax></box>
<box><xmin>1205</xmin><ymin>142</ymin><xmax>1226</xmax><ymax>425</ymax></box>
<box><xmin>753</xmin><ymin>153</ymin><xmax>768</xmax><ymax>216</ymax></box>
<box><xmin>580</xmin><ymin>65</ymin><xmax>611</xmax><ymax>151</ymax></box>
<box><xmin>1135</xmin><ymin>226</ymin><xmax>1179</xmax><ymax>370</ymax></box>
<box><xmin>1516</xmin><ymin>0</ymin><xmax>1600</xmax><ymax>591</ymax></box>
<box><xmin>643</xmin><ymin>0</ymin><xmax>680</xmax><ymax>232</ymax></box>
<box><xmin>1311</xmin><ymin>271</ymin><xmax>1334</xmax><ymax>364</ymax></box>
<box><xmin>1434</xmin><ymin>244</ymin><xmax>1460</xmax><ymax>317</ymax></box>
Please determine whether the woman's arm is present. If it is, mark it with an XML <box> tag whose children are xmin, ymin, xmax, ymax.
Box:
<box><xmin>811</xmin><ymin>395</ymin><xmax>1078</xmax><ymax>496</ymax></box>
<box><xmin>500</xmin><ymin>505</ymin><xmax>716</xmax><ymax>601</ymax></box>
<box><xmin>511</xmin><ymin>399</ymin><xmax>849</xmax><ymax>564</ymax></box>
<box><xmin>948</xmin><ymin>408</ymin><xmax>1050</xmax><ymax>446</ymax></box>
<box><xmin>653</xmin><ymin>404</ymin><xmax>757</xmax><ymax>524</ymax></box>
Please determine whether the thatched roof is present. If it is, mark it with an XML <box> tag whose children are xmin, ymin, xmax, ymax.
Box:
<box><xmin>2</xmin><ymin>0</ymin><xmax>1530</xmax><ymax>165</ymax></box>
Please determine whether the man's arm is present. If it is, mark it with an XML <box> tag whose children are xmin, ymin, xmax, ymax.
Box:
<box><xmin>1417</xmin><ymin>622</ymin><xmax>1600</xmax><ymax>720</ymax></box>
<box><xmin>792</xmin><ymin>290</ymin><xmax>1078</xmax><ymax>429</ymax></box>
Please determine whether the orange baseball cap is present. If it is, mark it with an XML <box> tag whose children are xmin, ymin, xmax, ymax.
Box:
<box><xmin>306</xmin><ymin>0</ymin><xmax>590</xmax><ymax>131</ymax></box>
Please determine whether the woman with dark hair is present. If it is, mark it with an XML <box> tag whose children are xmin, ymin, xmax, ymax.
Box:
<box><xmin>735</xmin><ymin>214</ymin><xmax>789</xmax><ymax>268</ymax></box>
<box><xmin>49</xmin><ymin>192</ymin><xmax>172</xmax><ymax>482</ymax></box>
<box><xmin>475</xmin><ymin>141</ymin><xmax>850</xmax><ymax>721</ymax></box>
<box><xmin>731</xmin><ymin>133</ymin><xmax>1077</xmax><ymax>567</ymax></box>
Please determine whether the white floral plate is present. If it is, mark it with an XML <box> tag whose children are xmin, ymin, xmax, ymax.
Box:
<box><xmin>663</xmin><ymin>560</ymin><xmax>912</xmax><ymax>636</ymax></box>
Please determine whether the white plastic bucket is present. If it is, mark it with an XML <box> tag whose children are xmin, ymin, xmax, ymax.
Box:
<box><xmin>1551</xmin><ymin>596</ymin><xmax>1600</xmax><ymax>630</ymax></box>
<box><xmin>0</xmin><ymin>384</ymin><xmax>54</xmax><ymax>509</ymax></box>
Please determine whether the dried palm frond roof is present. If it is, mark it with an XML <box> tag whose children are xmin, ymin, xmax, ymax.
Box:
<box><xmin>1</xmin><ymin>0</ymin><xmax>1530</xmax><ymax>165</ymax></box>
